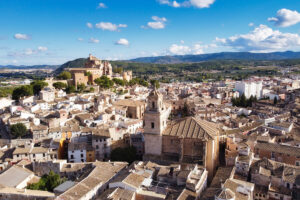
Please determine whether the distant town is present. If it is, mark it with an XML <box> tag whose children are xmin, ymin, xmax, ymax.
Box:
<box><xmin>0</xmin><ymin>53</ymin><xmax>298</xmax><ymax>200</ymax></box>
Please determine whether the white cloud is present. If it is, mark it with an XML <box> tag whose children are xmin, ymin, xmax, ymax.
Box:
<box><xmin>14</xmin><ymin>33</ymin><xmax>30</xmax><ymax>40</ymax></box>
<box><xmin>189</xmin><ymin>0</ymin><xmax>215</xmax><ymax>8</ymax></box>
<box><xmin>8</xmin><ymin>46</ymin><xmax>48</xmax><ymax>57</ymax></box>
<box><xmin>144</xmin><ymin>16</ymin><xmax>167</xmax><ymax>29</ymax></box>
<box><xmin>115</xmin><ymin>38</ymin><xmax>129</xmax><ymax>46</ymax></box>
<box><xmin>172</xmin><ymin>1</ymin><xmax>180</xmax><ymax>7</ymax></box>
<box><xmin>216</xmin><ymin>24</ymin><xmax>300</xmax><ymax>52</ymax></box>
<box><xmin>89</xmin><ymin>38</ymin><xmax>100</xmax><ymax>43</ymax></box>
<box><xmin>168</xmin><ymin>43</ymin><xmax>206</xmax><ymax>55</ymax></box>
<box><xmin>249</xmin><ymin>22</ymin><xmax>254</xmax><ymax>27</ymax></box>
<box><xmin>95</xmin><ymin>22</ymin><xmax>127</xmax><ymax>31</ymax></box>
<box><xmin>37</xmin><ymin>46</ymin><xmax>48</xmax><ymax>52</ymax></box>
<box><xmin>97</xmin><ymin>2</ymin><xmax>107</xmax><ymax>8</ymax></box>
<box><xmin>158</xmin><ymin>0</ymin><xmax>215</xmax><ymax>8</ymax></box>
<box><xmin>86</xmin><ymin>22</ymin><xmax>93</xmax><ymax>28</ymax></box>
<box><xmin>78</xmin><ymin>38</ymin><xmax>84</xmax><ymax>41</ymax></box>
<box><xmin>180</xmin><ymin>40</ymin><xmax>185</xmax><ymax>44</ymax></box>
<box><xmin>118</xmin><ymin>24</ymin><xmax>128</xmax><ymax>28</ymax></box>
<box><xmin>268</xmin><ymin>8</ymin><xmax>300</xmax><ymax>27</ymax></box>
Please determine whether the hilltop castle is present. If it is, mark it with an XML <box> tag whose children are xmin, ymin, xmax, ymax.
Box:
<box><xmin>68</xmin><ymin>54</ymin><xmax>132</xmax><ymax>87</ymax></box>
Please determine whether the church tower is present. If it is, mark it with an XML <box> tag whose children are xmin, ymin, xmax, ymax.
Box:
<box><xmin>144</xmin><ymin>88</ymin><xmax>170</xmax><ymax>156</ymax></box>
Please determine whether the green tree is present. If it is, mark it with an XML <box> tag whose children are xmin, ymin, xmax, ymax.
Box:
<box><xmin>12</xmin><ymin>85</ymin><xmax>33</xmax><ymax>101</ymax></box>
<box><xmin>94</xmin><ymin>76</ymin><xmax>114</xmax><ymax>89</ymax></box>
<box><xmin>77</xmin><ymin>83</ymin><xmax>86</xmax><ymax>93</ymax></box>
<box><xmin>0</xmin><ymin>87</ymin><xmax>16</xmax><ymax>98</ymax></box>
<box><xmin>84</xmin><ymin>71</ymin><xmax>92</xmax><ymax>77</ymax></box>
<box><xmin>113</xmin><ymin>67</ymin><xmax>123</xmax><ymax>74</ymax></box>
<box><xmin>27</xmin><ymin>170</ymin><xmax>65</xmax><ymax>192</ymax></box>
<box><xmin>65</xmin><ymin>85</ymin><xmax>76</xmax><ymax>94</ymax></box>
<box><xmin>110</xmin><ymin>146</ymin><xmax>138</xmax><ymax>164</ymax></box>
<box><xmin>53</xmin><ymin>82</ymin><xmax>67</xmax><ymax>90</ymax></box>
<box><xmin>240</xmin><ymin>93</ymin><xmax>247</xmax><ymax>107</ymax></box>
<box><xmin>112</xmin><ymin>78</ymin><xmax>125</xmax><ymax>86</ymax></box>
<box><xmin>57</xmin><ymin>71</ymin><xmax>72</xmax><ymax>80</ymax></box>
<box><xmin>31</xmin><ymin>80</ymin><xmax>48</xmax><ymax>95</ymax></box>
<box><xmin>150</xmin><ymin>79</ymin><xmax>160</xmax><ymax>89</ymax></box>
<box><xmin>10</xmin><ymin>123</ymin><xmax>27</xmax><ymax>138</ymax></box>
<box><xmin>139</xmin><ymin>79</ymin><xmax>149</xmax><ymax>87</ymax></box>
<box><xmin>89</xmin><ymin>87</ymin><xmax>95</xmax><ymax>92</ymax></box>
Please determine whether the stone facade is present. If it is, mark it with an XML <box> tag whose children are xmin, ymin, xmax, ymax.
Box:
<box><xmin>144</xmin><ymin>88</ymin><xmax>171</xmax><ymax>156</ymax></box>
<box><xmin>68</xmin><ymin>54</ymin><xmax>113</xmax><ymax>87</ymax></box>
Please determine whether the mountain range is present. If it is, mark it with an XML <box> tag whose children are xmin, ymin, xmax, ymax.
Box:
<box><xmin>3</xmin><ymin>51</ymin><xmax>300</xmax><ymax>73</ymax></box>
<box><xmin>130</xmin><ymin>51</ymin><xmax>300</xmax><ymax>64</ymax></box>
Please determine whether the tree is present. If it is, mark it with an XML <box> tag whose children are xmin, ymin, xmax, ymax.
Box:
<box><xmin>65</xmin><ymin>85</ymin><xmax>76</xmax><ymax>94</ymax></box>
<box><xmin>27</xmin><ymin>170</ymin><xmax>65</xmax><ymax>192</ymax></box>
<box><xmin>31</xmin><ymin>80</ymin><xmax>48</xmax><ymax>95</ymax></box>
<box><xmin>110</xmin><ymin>146</ymin><xmax>138</xmax><ymax>164</ymax></box>
<box><xmin>84</xmin><ymin>71</ymin><xmax>92</xmax><ymax>77</ymax></box>
<box><xmin>112</xmin><ymin>78</ymin><xmax>125</xmax><ymax>86</ymax></box>
<box><xmin>232</xmin><ymin>94</ymin><xmax>257</xmax><ymax>108</ymax></box>
<box><xmin>10</xmin><ymin>123</ymin><xmax>27</xmax><ymax>138</ymax></box>
<box><xmin>77</xmin><ymin>83</ymin><xmax>86</xmax><ymax>93</ymax></box>
<box><xmin>240</xmin><ymin>93</ymin><xmax>247</xmax><ymax>107</ymax></box>
<box><xmin>89</xmin><ymin>87</ymin><xmax>95</xmax><ymax>92</ymax></box>
<box><xmin>53</xmin><ymin>82</ymin><xmax>67</xmax><ymax>90</ymax></box>
<box><xmin>57</xmin><ymin>71</ymin><xmax>71</xmax><ymax>80</ymax></box>
<box><xmin>150</xmin><ymin>79</ymin><xmax>160</xmax><ymax>89</ymax></box>
<box><xmin>113</xmin><ymin>67</ymin><xmax>123</xmax><ymax>74</ymax></box>
<box><xmin>12</xmin><ymin>85</ymin><xmax>33</xmax><ymax>101</ymax></box>
<box><xmin>94</xmin><ymin>76</ymin><xmax>114</xmax><ymax>89</ymax></box>
<box><xmin>273</xmin><ymin>96</ymin><xmax>278</xmax><ymax>105</ymax></box>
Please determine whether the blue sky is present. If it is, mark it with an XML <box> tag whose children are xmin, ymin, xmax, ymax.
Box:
<box><xmin>1</xmin><ymin>0</ymin><xmax>300</xmax><ymax>65</ymax></box>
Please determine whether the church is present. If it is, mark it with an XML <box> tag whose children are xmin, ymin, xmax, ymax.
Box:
<box><xmin>68</xmin><ymin>54</ymin><xmax>132</xmax><ymax>87</ymax></box>
<box><xmin>144</xmin><ymin>88</ymin><xmax>221</xmax><ymax>181</ymax></box>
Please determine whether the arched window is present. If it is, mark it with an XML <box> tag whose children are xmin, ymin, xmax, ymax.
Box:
<box><xmin>152</xmin><ymin>102</ymin><xmax>155</xmax><ymax>109</ymax></box>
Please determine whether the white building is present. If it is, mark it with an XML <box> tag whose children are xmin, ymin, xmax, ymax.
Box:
<box><xmin>235</xmin><ymin>81</ymin><xmax>262</xmax><ymax>99</ymax></box>
<box><xmin>39</xmin><ymin>87</ymin><xmax>55</xmax><ymax>102</ymax></box>
<box><xmin>68</xmin><ymin>143</ymin><xmax>87</xmax><ymax>163</ymax></box>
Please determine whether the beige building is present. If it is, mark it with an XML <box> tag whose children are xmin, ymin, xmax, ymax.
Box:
<box><xmin>68</xmin><ymin>54</ymin><xmax>132</xmax><ymax>87</ymax></box>
<box><xmin>144</xmin><ymin>88</ymin><xmax>221</xmax><ymax>181</ymax></box>
<box><xmin>68</xmin><ymin>54</ymin><xmax>113</xmax><ymax>87</ymax></box>
<box><xmin>114</xmin><ymin>99</ymin><xmax>147</xmax><ymax>119</ymax></box>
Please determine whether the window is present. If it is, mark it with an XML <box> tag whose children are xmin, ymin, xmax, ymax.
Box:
<box><xmin>81</xmin><ymin>154</ymin><xmax>83</xmax><ymax>158</ymax></box>
<box><xmin>81</xmin><ymin>159</ymin><xmax>84</xmax><ymax>162</ymax></box>
<box><xmin>271</xmin><ymin>152</ymin><xmax>275</xmax><ymax>158</ymax></box>
<box><xmin>152</xmin><ymin>102</ymin><xmax>155</xmax><ymax>109</ymax></box>
<box><xmin>151</xmin><ymin>122</ymin><xmax>155</xmax><ymax>129</ymax></box>
<box><xmin>43</xmin><ymin>153</ymin><xmax>45</xmax><ymax>157</ymax></box>
<box><xmin>96</xmin><ymin>145</ymin><xmax>99</xmax><ymax>149</ymax></box>
<box><xmin>71</xmin><ymin>155</ymin><xmax>74</xmax><ymax>159</ymax></box>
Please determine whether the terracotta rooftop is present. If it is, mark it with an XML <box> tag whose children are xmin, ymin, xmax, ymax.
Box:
<box><xmin>255</xmin><ymin>142</ymin><xmax>300</xmax><ymax>157</ymax></box>
<box><xmin>163</xmin><ymin>117</ymin><xmax>219</xmax><ymax>140</ymax></box>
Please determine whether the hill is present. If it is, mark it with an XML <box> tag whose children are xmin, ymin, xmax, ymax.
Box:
<box><xmin>54</xmin><ymin>58</ymin><xmax>87</xmax><ymax>74</ymax></box>
<box><xmin>130</xmin><ymin>51</ymin><xmax>300</xmax><ymax>64</ymax></box>
<box><xmin>0</xmin><ymin>65</ymin><xmax>59</xmax><ymax>70</ymax></box>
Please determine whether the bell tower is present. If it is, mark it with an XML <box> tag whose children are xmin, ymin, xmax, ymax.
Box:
<box><xmin>144</xmin><ymin>88</ymin><xmax>170</xmax><ymax>156</ymax></box>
